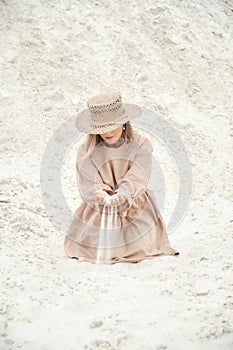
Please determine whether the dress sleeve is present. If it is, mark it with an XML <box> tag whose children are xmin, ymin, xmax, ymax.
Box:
<box><xmin>115</xmin><ymin>137</ymin><xmax>153</xmax><ymax>209</ymax></box>
<box><xmin>76</xmin><ymin>144</ymin><xmax>113</xmax><ymax>206</ymax></box>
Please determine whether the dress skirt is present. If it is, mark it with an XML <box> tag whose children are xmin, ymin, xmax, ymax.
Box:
<box><xmin>64</xmin><ymin>191</ymin><xmax>180</xmax><ymax>265</ymax></box>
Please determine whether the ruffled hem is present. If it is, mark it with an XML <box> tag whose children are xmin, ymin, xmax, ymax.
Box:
<box><xmin>64</xmin><ymin>234</ymin><xmax>180</xmax><ymax>265</ymax></box>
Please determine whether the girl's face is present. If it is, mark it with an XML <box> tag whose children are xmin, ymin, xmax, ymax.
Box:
<box><xmin>99</xmin><ymin>125</ymin><xmax>123</xmax><ymax>145</ymax></box>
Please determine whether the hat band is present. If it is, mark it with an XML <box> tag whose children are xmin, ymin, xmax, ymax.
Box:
<box><xmin>89</xmin><ymin>122</ymin><xmax>121</xmax><ymax>130</ymax></box>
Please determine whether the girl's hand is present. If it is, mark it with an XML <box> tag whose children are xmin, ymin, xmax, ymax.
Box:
<box><xmin>106</xmin><ymin>193</ymin><xmax>126</xmax><ymax>206</ymax></box>
<box><xmin>94</xmin><ymin>190</ymin><xmax>111</xmax><ymax>205</ymax></box>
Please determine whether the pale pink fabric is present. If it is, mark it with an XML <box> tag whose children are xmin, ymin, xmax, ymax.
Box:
<box><xmin>64</xmin><ymin>129</ymin><xmax>180</xmax><ymax>264</ymax></box>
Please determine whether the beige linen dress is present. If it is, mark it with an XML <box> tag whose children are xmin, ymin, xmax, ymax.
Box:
<box><xmin>64</xmin><ymin>129</ymin><xmax>179</xmax><ymax>264</ymax></box>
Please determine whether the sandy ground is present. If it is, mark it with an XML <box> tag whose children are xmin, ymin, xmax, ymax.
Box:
<box><xmin>0</xmin><ymin>0</ymin><xmax>233</xmax><ymax>349</ymax></box>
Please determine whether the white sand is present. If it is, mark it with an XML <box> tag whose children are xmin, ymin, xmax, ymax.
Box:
<box><xmin>0</xmin><ymin>0</ymin><xmax>233</xmax><ymax>349</ymax></box>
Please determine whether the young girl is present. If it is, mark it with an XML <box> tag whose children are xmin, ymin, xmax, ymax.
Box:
<box><xmin>64</xmin><ymin>91</ymin><xmax>179</xmax><ymax>264</ymax></box>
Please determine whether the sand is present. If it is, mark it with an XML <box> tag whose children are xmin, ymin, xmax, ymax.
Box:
<box><xmin>0</xmin><ymin>0</ymin><xmax>233</xmax><ymax>349</ymax></box>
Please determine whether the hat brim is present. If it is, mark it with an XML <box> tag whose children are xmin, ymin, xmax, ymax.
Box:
<box><xmin>75</xmin><ymin>103</ymin><xmax>142</xmax><ymax>134</ymax></box>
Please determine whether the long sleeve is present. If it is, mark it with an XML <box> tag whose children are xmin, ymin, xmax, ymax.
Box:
<box><xmin>115</xmin><ymin>137</ymin><xmax>153</xmax><ymax>210</ymax></box>
<box><xmin>76</xmin><ymin>144</ymin><xmax>113</xmax><ymax>206</ymax></box>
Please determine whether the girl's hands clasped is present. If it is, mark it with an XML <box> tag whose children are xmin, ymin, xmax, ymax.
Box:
<box><xmin>94</xmin><ymin>190</ymin><xmax>111</xmax><ymax>205</ymax></box>
<box><xmin>105</xmin><ymin>193</ymin><xmax>126</xmax><ymax>206</ymax></box>
<box><xmin>94</xmin><ymin>190</ymin><xmax>126</xmax><ymax>206</ymax></box>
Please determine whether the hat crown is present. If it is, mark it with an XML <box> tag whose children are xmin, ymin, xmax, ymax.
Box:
<box><xmin>87</xmin><ymin>91</ymin><xmax>124</xmax><ymax>121</ymax></box>
<box><xmin>87</xmin><ymin>91</ymin><xmax>121</xmax><ymax>108</ymax></box>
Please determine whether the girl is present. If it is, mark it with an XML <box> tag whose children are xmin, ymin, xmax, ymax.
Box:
<box><xmin>64</xmin><ymin>91</ymin><xmax>179</xmax><ymax>264</ymax></box>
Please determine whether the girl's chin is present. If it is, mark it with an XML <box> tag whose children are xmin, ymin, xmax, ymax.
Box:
<box><xmin>105</xmin><ymin>138</ymin><xmax>117</xmax><ymax>143</ymax></box>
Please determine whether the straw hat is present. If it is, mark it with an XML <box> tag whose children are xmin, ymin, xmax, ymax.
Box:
<box><xmin>75</xmin><ymin>91</ymin><xmax>142</xmax><ymax>134</ymax></box>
